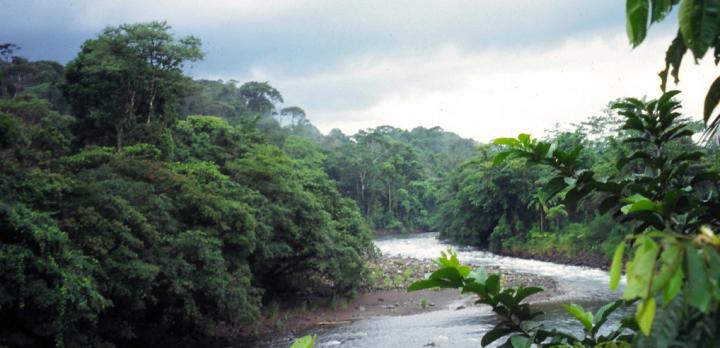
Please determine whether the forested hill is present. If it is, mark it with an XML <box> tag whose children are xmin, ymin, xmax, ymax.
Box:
<box><xmin>174</xmin><ymin>78</ymin><xmax>478</xmax><ymax>232</ymax></box>
<box><xmin>0</xmin><ymin>24</ymin><xmax>476</xmax><ymax>346</ymax></box>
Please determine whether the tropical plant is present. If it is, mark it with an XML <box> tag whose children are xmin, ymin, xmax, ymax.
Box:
<box><xmin>493</xmin><ymin>91</ymin><xmax>720</xmax><ymax>345</ymax></box>
<box><xmin>409</xmin><ymin>251</ymin><xmax>634</xmax><ymax>347</ymax></box>
<box><xmin>290</xmin><ymin>335</ymin><xmax>317</xmax><ymax>348</ymax></box>
<box><xmin>625</xmin><ymin>0</ymin><xmax>720</xmax><ymax>138</ymax></box>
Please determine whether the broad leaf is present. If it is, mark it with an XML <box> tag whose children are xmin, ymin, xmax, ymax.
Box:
<box><xmin>592</xmin><ymin>300</ymin><xmax>624</xmax><ymax>337</ymax></box>
<box><xmin>514</xmin><ymin>286</ymin><xmax>544</xmax><ymax>304</ymax></box>
<box><xmin>408</xmin><ymin>279</ymin><xmax>443</xmax><ymax>292</ymax></box>
<box><xmin>686</xmin><ymin>244</ymin><xmax>712</xmax><ymax>312</ymax></box>
<box><xmin>679</xmin><ymin>0</ymin><xmax>720</xmax><ymax>58</ymax></box>
<box><xmin>509</xmin><ymin>335</ymin><xmax>531</xmax><ymax>348</ymax></box>
<box><xmin>620</xmin><ymin>198</ymin><xmax>660</xmax><ymax>214</ymax></box>
<box><xmin>659</xmin><ymin>32</ymin><xmax>686</xmax><ymax>91</ymax></box>
<box><xmin>623</xmin><ymin>236</ymin><xmax>659</xmax><ymax>300</ymax></box>
<box><xmin>651</xmin><ymin>0</ymin><xmax>676</xmax><ymax>23</ymax></box>
<box><xmin>610</xmin><ymin>242</ymin><xmax>625</xmax><ymax>291</ymax></box>
<box><xmin>544</xmin><ymin>176</ymin><xmax>568</xmax><ymax>200</ymax></box>
<box><xmin>704</xmin><ymin>75</ymin><xmax>720</xmax><ymax>124</ymax></box>
<box><xmin>562</xmin><ymin>303</ymin><xmax>593</xmax><ymax>332</ymax></box>
<box><xmin>663</xmin><ymin>267</ymin><xmax>683</xmax><ymax>303</ymax></box>
<box><xmin>494</xmin><ymin>137</ymin><xmax>520</xmax><ymax>146</ymax></box>
<box><xmin>481</xmin><ymin>328</ymin><xmax>515</xmax><ymax>347</ymax></box>
<box><xmin>651</xmin><ymin>239</ymin><xmax>684</xmax><ymax>294</ymax></box>
<box><xmin>627</xmin><ymin>0</ymin><xmax>650</xmax><ymax>46</ymax></box>
<box><xmin>635</xmin><ymin>297</ymin><xmax>656</xmax><ymax>335</ymax></box>
<box><xmin>635</xmin><ymin>295</ymin><xmax>682</xmax><ymax>348</ymax></box>
<box><xmin>493</xmin><ymin>151</ymin><xmax>515</xmax><ymax>166</ymax></box>
<box><xmin>291</xmin><ymin>335</ymin><xmax>316</xmax><ymax>348</ymax></box>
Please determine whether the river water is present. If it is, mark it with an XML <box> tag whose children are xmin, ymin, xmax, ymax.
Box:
<box><xmin>257</xmin><ymin>233</ymin><xmax>625</xmax><ymax>348</ymax></box>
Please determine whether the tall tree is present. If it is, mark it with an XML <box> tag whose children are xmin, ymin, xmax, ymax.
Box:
<box><xmin>239</xmin><ymin>81</ymin><xmax>283</xmax><ymax>116</ymax></box>
<box><xmin>63</xmin><ymin>21</ymin><xmax>203</xmax><ymax>150</ymax></box>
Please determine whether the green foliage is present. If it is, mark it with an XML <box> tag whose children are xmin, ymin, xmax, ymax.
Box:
<box><xmin>0</xmin><ymin>27</ymin><xmax>374</xmax><ymax>346</ymax></box>
<box><xmin>436</xmin><ymin>157</ymin><xmax>536</xmax><ymax>247</ymax></box>
<box><xmin>290</xmin><ymin>334</ymin><xmax>316</xmax><ymax>348</ymax></box>
<box><xmin>624</xmin><ymin>0</ymin><xmax>720</xmax><ymax>137</ymax></box>
<box><xmin>0</xmin><ymin>203</ymin><xmax>108</xmax><ymax>347</ymax></box>
<box><xmin>63</xmin><ymin>21</ymin><xmax>203</xmax><ymax>150</ymax></box>
<box><xmin>409</xmin><ymin>251</ymin><xmax>632</xmax><ymax>347</ymax></box>
<box><xmin>323</xmin><ymin>125</ymin><xmax>476</xmax><ymax>232</ymax></box>
<box><xmin>494</xmin><ymin>91</ymin><xmax>720</xmax><ymax>345</ymax></box>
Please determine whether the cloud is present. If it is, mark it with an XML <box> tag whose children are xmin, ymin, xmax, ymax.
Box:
<box><xmin>4</xmin><ymin>1</ymin><xmax>709</xmax><ymax>143</ymax></box>
<box><xmin>3</xmin><ymin>1</ymin><xmax>624</xmax><ymax>70</ymax></box>
<box><xmin>261</xmin><ymin>28</ymin><xmax>716</xmax><ymax>142</ymax></box>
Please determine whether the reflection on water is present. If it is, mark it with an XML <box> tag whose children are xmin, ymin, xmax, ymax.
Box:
<box><xmin>257</xmin><ymin>233</ymin><xmax>626</xmax><ymax>348</ymax></box>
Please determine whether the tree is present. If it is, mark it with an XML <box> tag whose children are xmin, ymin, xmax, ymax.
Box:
<box><xmin>238</xmin><ymin>81</ymin><xmax>283</xmax><ymax>116</ymax></box>
<box><xmin>280</xmin><ymin>106</ymin><xmax>307</xmax><ymax>126</ymax></box>
<box><xmin>0</xmin><ymin>43</ymin><xmax>19</xmax><ymax>62</ymax></box>
<box><xmin>63</xmin><ymin>21</ymin><xmax>203</xmax><ymax>150</ymax></box>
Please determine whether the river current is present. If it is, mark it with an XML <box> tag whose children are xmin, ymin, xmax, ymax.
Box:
<box><xmin>257</xmin><ymin>232</ymin><xmax>625</xmax><ymax>348</ymax></box>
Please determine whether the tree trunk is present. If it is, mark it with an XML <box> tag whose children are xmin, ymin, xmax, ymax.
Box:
<box><xmin>146</xmin><ymin>82</ymin><xmax>157</xmax><ymax>125</ymax></box>
<box><xmin>115</xmin><ymin>125</ymin><xmax>123</xmax><ymax>151</ymax></box>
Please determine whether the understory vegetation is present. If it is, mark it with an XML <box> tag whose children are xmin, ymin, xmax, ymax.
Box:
<box><xmin>435</xmin><ymin>106</ymin><xmax>717</xmax><ymax>264</ymax></box>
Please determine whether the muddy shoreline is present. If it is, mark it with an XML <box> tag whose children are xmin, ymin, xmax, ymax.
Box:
<box><xmin>218</xmin><ymin>254</ymin><xmax>563</xmax><ymax>346</ymax></box>
<box><xmin>496</xmin><ymin>248</ymin><xmax>610</xmax><ymax>270</ymax></box>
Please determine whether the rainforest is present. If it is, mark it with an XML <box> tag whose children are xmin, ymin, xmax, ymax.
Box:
<box><xmin>2</xmin><ymin>1</ymin><xmax>720</xmax><ymax>347</ymax></box>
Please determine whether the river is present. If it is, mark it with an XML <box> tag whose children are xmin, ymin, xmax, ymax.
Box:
<box><xmin>255</xmin><ymin>232</ymin><xmax>625</xmax><ymax>348</ymax></box>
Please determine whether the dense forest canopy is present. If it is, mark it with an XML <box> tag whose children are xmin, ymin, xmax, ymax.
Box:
<box><xmin>5</xmin><ymin>0</ymin><xmax>720</xmax><ymax>346</ymax></box>
<box><xmin>0</xmin><ymin>22</ymin><xmax>480</xmax><ymax>346</ymax></box>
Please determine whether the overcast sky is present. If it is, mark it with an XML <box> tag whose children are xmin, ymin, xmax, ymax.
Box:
<box><xmin>2</xmin><ymin>0</ymin><xmax>716</xmax><ymax>142</ymax></box>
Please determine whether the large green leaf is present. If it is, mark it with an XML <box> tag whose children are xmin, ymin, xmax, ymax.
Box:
<box><xmin>628</xmin><ymin>0</ymin><xmax>651</xmax><ymax>46</ymax></box>
<box><xmin>592</xmin><ymin>300</ymin><xmax>624</xmax><ymax>337</ymax></box>
<box><xmin>651</xmin><ymin>0</ymin><xmax>677</xmax><ymax>22</ymax></box>
<box><xmin>624</xmin><ymin>236</ymin><xmax>659</xmax><ymax>300</ymax></box>
<box><xmin>610</xmin><ymin>242</ymin><xmax>625</xmax><ymax>291</ymax></box>
<box><xmin>544</xmin><ymin>176</ymin><xmax>568</xmax><ymax>200</ymax></box>
<box><xmin>462</xmin><ymin>282</ymin><xmax>489</xmax><ymax>297</ymax></box>
<box><xmin>660</xmin><ymin>36</ymin><xmax>686</xmax><ymax>90</ymax></box>
<box><xmin>663</xmin><ymin>267</ymin><xmax>683</xmax><ymax>303</ymax></box>
<box><xmin>706</xmin><ymin>246</ymin><xmax>720</xmax><ymax>299</ymax></box>
<box><xmin>679</xmin><ymin>0</ymin><xmax>720</xmax><ymax>58</ymax></box>
<box><xmin>485</xmin><ymin>274</ymin><xmax>500</xmax><ymax>295</ymax></box>
<box><xmin>408</xmin><ymin>278</ymin><xmax>443</xmax><ymax>291</ymax></box>
<box><xmin>493</xmin><ymin>137</ymin><xmax>520</xmax><ymax>146</ymax></box>
<box><xmin>291</xmin><ymin>335</ymin><xmax>316</xmax><ymax>348</ymax></box>
<box><xmin>562</xmin><ymin>303</ymin><xmax>594</xmax><ymax>332</ymax></box>
<box><xmin>514</xmin><ymin>286</ymin><xmax>544</xmax><ymax>304</ymax></box>
<box><xmin>650</xmin><ymin>239</ymin><xmax>684</xmax><ymax>294</ymax></box>
<box><xmin>635</xmin><ymin>297</ymin><xmax>656</xmax><ymax>335</ymax></box>
<box><xmin>509</xmin><ymin>335</ymin><xmax>531</xmax><ymax>348</ymax></box>
<box><xmin>493</xmin><ymin>150</ymin><xmax>515</xmax><ymax>166</ymax></box>
<box><xmin>635</xmin><ymin>295</ymin><xmax>683</xmax><ymax>348</ymax></box>
<box><xmin>703</xmin><ymin>75</ymin><xmax>720</xmax><ymax>124</ymax></box>
<box><xmin>685</xmin><ymin>244</ymin><xmax>712</xmax><ymax>312</ymax></box>
<box><xmin>429</xmin><ymin>267</ymin><xmax>465</xmax><ymax>287</ymax></box>
<box><xmin>481</xmin><ymin>328</ymin><xmax>515</xmax><ymax>347</ymax></box>
<box><xmin>620</xmin><ymin>197</ymin><xmax>661</xmax><ymax>214</ymax></box>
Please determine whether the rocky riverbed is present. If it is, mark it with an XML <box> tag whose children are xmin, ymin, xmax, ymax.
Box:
<box><xmin>219</xmin><ymin>254</ymin><xmax>562</xmax><ymax>344</ymax></box>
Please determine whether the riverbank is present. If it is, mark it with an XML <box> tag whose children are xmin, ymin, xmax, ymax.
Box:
<box><xmin>497</xmin><ymin>247</ymin><xmax>610</xmax><ymax>270</ymax></box>
<box><xmin>219</xmin><ymin>254</ymin><xmax>562</xmax><ymax>345</ymax></box>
